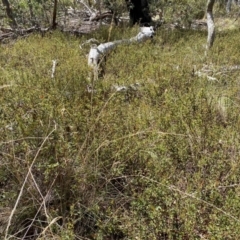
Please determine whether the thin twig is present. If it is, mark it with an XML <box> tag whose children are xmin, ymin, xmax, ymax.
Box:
<box><xmin>77</xmin><ymin>92</ymin><xmax>117</xmax><ymax>163</ymax></box>
<box><xmin>0</xmin><ymin>137</ymin><xmax>51</xmax><ymax>145</ymax></box>
<box><xmin>22</xmin><ymin>175</ymin><xmax>58</xmax><ymax>239</ymax></box>
<box><xmin>4</xmin><ymin>123</ymin><xmax>57</xmax><ymax>240</ymax></box>
<box><xmin>51</xmin><ymin>60</ymin><xmax>57</xmax><ymax>78</ymax></box>
<box><xmin>218</xmin><ymin>183</ymin><xmax>240</xmax><ymax>188</ymax></box>
<box><xmin>36</xmin><ymin>217</ymin><xmax>62</xmax><ymax>239</ymax></box>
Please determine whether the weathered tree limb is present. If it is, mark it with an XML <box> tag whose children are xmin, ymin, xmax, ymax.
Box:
<box><xmin>89</xmin><ymin>11</ymin><xmax>113</xmax><ymax>21</ymax></box>
<box><xmin>194</xmin><ymin>64</ymin><xmax>240</xmax><ymax>82</ymax></box>
<box><xmin>88</xmin><ymin>26</ymin><xmax>154</xmax><ymax>68</ymax></box>
<box><xmin>0</xmin><ymin>26</ymin><xmax>49</xmax><ymax>42</ymax></box>
<box><xmin>206</xmin><ymin>0</ymin><xmax>215</xmax><ymax>49</ymax></box>
<box><xmin>88</xmin><ymin>26</ymin><xmax>154</xmax><ymax>80</ymax></box>
<box><xmin>0</xmin><ymin>26</ymin><xmax>49</xmax><ymax>34</ymax></box>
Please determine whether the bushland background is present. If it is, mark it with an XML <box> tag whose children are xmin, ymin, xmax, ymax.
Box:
<box><xmin>1</xmin><ymin>0</ymin><xmax>240</xmax><ymax>239</ymax></box>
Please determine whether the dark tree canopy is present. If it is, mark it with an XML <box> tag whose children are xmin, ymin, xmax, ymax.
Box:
<box><xmin>126</xmin><ymin>0</ymin><xmax>152</xmax><ymax>26</ymax></box>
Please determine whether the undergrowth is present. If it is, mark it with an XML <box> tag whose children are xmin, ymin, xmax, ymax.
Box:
<box><xmin>1</xmin><ymin>26</ymin><xmax>240</xmax><ymax>239</ymax></box>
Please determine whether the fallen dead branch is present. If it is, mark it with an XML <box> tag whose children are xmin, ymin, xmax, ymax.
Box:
<box><xmin>87</xmin><ymin>26</ymin><xmax>155</xmax><ymax>81</ymax></box>
<box><xmin>0</xmin><ymin>26</ymin><xmax>49</xmax><ymax>43</ymax></box>
<box><xmin>194</xmin><ymin>64</ymin><xmax>240</xmax><ymax>81</ymax></box>
<box><xmin>90</xmin><ymin>11</ymin><xmax>113</xmax><ymax>21</ymax></box>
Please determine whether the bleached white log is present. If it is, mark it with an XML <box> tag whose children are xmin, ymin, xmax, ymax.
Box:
<box><xmin>129</xmin><ymin>26</ymin><xmax>155</xmax><ymax>43</ymax></box>
<box><xmin>88</xmin><ymin>26</ymin><xmax>154</xmax><ymax>70</ymax></box>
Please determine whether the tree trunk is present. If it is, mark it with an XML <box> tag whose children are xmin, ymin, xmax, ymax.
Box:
<box><xmin>2</xmin><ymin>0</ymin><xmax>18</xmax><ymax>28</ymax></box>
<box><xmin>126</xmin><ymin>0</ymin><xmax>151</xmax><ymax>26</ymax></box>
<box><xmin>226</xmin><ymin>0</ymin><xmax>232</xmax><ymax>13</ymax></box>
<box><xmin>52</xmin><ymin>0</ymin><xmax>58</xmax><ymax>29</ymax></box>
<box><xmin>206</xmin><ymin>0</ymin><xmax>215</xmax><ymax>49</ymax></box>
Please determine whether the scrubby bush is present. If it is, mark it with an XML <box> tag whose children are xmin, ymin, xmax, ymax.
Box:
<box><xmin>1</xmin><ymin>24</ymin><xmax>240</xmax><ymax>239</ymax></box>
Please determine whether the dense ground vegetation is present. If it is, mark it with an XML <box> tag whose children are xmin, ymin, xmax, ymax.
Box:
<box><xmin>1</xmin><ymin>22</ymin><xmax>240</xmax><ymax>239</ymax></box>
<box><xmin>1</xmin><ymin>0</ymin><xmax>240</xmax><ymax>239</ymax></box>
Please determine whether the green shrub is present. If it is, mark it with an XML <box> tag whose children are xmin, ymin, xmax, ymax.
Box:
<box><xmin>1</xmin><ymin>26</ymin><xmax>240</xmax><ymax>239</ymax></box>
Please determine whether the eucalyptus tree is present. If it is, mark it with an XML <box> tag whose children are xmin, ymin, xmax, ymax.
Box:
<box><xmin>52</xmin><ymin>0</ymin><xmax>58</xmax><ymax>29</ymax></box>
<box><xmin>226</xmin><ymin>0</ymin><xmax>232</xmax><ymax>13</ymax></box>
<box><xmin>206</xmin><ymin>0</ymin><xmax>215</xmax><ymax>49</ymax></box>
<box><xmin>226</xmin><ymin>0</ymin><xmax>240</xmax><ymax>13</ymax></box>
<box><xmin>124</xmin><ymin>0</ymin><xmax>216</xmax><ymax>48</ymax></box>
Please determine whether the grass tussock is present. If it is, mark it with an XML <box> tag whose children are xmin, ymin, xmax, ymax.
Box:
<box><xmin>1</xmin><ymin>27</ymin><xmax>240</xmax><ymax>239</ymax></box>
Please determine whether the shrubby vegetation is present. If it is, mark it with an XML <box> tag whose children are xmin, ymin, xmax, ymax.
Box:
<box><xmin>1</xmin><ymin>0</ymin><xmax>240</xmax><ymax>239</ymax></box>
